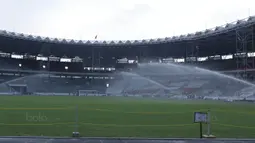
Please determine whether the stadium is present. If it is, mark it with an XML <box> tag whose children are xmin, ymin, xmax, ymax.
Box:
<box><xmin>1</xmin><ymin>15</ymin><xmax>255</xmax><ymax>142</ymax></box>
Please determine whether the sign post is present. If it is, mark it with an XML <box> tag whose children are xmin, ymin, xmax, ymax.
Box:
<box><xmin>200</xmin><ymin>122</ymin><xmax>203</xmax><ymax>138</ymax></box>
<box><xmin>72</xmin><ymin>105</ymin><xmax>80</xmax><ymax>137</ymax></box>
<box><xmin>194</xmin><ymin>111</ymin><xmax>216</xmax><ymax>139</ymax></box>
<box><xmin>204</xmin><ymin>109</ymin><xmax>216</xmax><ymax>138</ymax></box>
<box><xmin>207</xmin><ymin>109</ymin><xmax>211</xmax><ymax>135</ymax></box>
<box><xmin>194</xmin><ymin>112</ymin><xmax>208</xmax><ymax>138</ymax></box>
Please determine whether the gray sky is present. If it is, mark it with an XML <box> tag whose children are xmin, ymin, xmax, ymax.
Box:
<box><xmin>0</xmin><ymin>0</ymin><xmax>254</xmax><ymax>41</ymax></box>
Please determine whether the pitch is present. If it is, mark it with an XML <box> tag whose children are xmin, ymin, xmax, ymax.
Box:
<box><xmin>0</xmin><ymin>96</ymin><xmax>254</xmax><ymax>138</ymax></box>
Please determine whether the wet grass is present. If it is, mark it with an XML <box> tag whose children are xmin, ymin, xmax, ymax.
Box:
<box><xmin>0</xmin><ymin>96</ymin><xmax>254</xmax><ymax>138</ymax></box>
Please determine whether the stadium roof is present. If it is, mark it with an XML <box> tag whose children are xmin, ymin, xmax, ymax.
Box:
<box><xmin>0</xmin><ymin>16</ymin><xmax>255</xmax><ymax>46</ymax></box>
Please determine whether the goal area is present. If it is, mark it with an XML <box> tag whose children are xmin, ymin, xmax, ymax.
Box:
<box><xmin>78</xmin><ymin>90</ymin><xmax>100</xmax><ymax>96</ymax></box>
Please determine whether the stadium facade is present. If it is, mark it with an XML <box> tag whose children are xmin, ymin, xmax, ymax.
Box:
<box><xmin>0</xmin><ymin>16</ymin><xmax>255</xmax><ymax>97</ymax></box>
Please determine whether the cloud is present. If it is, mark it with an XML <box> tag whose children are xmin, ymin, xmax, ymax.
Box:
<box><xmin>0</xmin><ymin>0</ymin><xmax>254</xmax><ymax>40</ymax></box>
<box><xmin>114</xmin><ymin>4</ymin><xmax>152</xmax><ymax>25</ymax></box>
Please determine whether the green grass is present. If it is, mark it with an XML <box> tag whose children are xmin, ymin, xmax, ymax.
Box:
<box><xmin>0</xmin><ymin>96</ymin><xmax>254</xmax><ymax>138</ymax></box>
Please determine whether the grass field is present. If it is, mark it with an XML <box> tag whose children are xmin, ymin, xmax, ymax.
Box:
<box><xmin>0</xmin><ymin>96</ymin><xmax>254</xmax><ymax>138</ymax></box>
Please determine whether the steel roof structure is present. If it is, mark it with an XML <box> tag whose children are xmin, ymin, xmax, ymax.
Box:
<box><xmin>0</xmin><ymin>16</ymin><xmax>254</xmax><ymax>46</ymax></box>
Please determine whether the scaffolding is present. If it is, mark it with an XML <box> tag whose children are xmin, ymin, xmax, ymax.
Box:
<box><xmin>185</xmin><ymin>42</ymin><xmax>199</xmax><ymax>65</ymax></box>
<box><xmin>235</xmin><ymin>25</ymin><xmax>254</xmax><ymax>80</ymax></box>
<box><xmin>185</xmin><ymin>42</ymin><xmax>199</xmax><ymax>86</ymax></box>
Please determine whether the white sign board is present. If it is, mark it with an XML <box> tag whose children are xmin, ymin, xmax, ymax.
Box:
<box><xmin>194</xmin><ymin>112</ymin><xmax>208</xmax><ymax>123</ymax></box>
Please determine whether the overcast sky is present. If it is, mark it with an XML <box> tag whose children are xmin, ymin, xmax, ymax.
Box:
<box><xmin>0</xmin><ymin>0</ymin><xmax>254</xmax><ymax>41</ymax></box>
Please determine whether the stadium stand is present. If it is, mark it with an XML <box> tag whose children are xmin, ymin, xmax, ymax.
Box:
<box><xmin>0</xmin><ymin>16</ymin><xmax>255</xmax><ymax>99</ymax></box>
